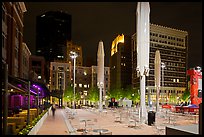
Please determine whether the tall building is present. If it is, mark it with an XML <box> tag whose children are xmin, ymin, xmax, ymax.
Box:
<box><xmin>49</xmin><ymin>62</ymin><xmax>71</xmax><ymax>92</ymax></box>
<box><xmin>36</xmin><ymin>11</ymin><xmax>72</xmax><ymax>83</ymax></box>
<box><xmin>49</xmin><ymin>61</ymin><xmax>110</xmax><ymax>106</ymax></box>
<box><xmin>110</xmin><ymin>34</ymin><xmax>132</xmax><ymax>90</ymax></box>
<box><xmin>132</xmin><ymin>24</ymin><xmax>188</xmax><ymax>103</ymax></box>
<box><xmin>66</xmin><ymin>41</ymin><xmax>83</xmax><ymax>66</ymax></box>
<box><xmin>29</xmin><ymin>55</ymin><xmax>46</xmax><ymax>83</ymax></box>
<box><xmin>2</xmin><ymin>2</ymin><xmax>27</xmax><ymax>77</ymax></box>
<box><xmin>74</xmin><ymin>66</ymin><xmax>91</xmax><ymax>105</ymax></box>
<box><xmin>36</xmin><ymin>11</ymin><xmax>72</xmax><ymax>62</ymax></box>
<box><xmin>49</xmin><ymin>62</ymin><xmax>71</xmax><ymax>106</ymax></box>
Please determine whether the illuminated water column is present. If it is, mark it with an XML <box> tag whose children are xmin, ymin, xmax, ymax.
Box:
<box><xmin>136</xmin><ymin>2</ymin><xmax>150</xmax><ymax>123</ymax></box>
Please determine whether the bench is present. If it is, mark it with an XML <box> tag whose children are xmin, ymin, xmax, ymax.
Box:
<box><xmin>15</xmin><ymin>113</ymin><xmax>35</xmax><ymax>124</ymax></box>
<box><xmin>21</xmin><ymin>111</ymin><xmax>37</xmax><ymax>118</ymax></box>
<box><xmin>2</xmin><ymin>122</ymin><xmax>19</xmax><ymax>135</ymax></box>
<box><xmin>7</xmin><ymin>116</ymin><xmax>26</xmax><ymax>131</ymax></box>
<box><xmin>22</xmin><ymin>109</ymin><xmax>38</xmax><ymax>117</ymax></box>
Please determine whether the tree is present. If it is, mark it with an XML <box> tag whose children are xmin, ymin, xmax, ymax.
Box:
<box><xmin>87</xmin><ymin>87</ymin><xmax>99</xmax><ymax>103</ymax></box>
<box><xmin>75</xmin><ymin>90</ymin><xmax>81</xmax><ymax>102</ymax></box>
<box><xmin>169</xmin><ymin>93</ymin><xmax>177</xmax><ymax>104</ymax></box>
<box><xmin>181</xmin><ymin>89</ymin><xmax>190</xmax><ymax>102</ymax></box>
<box><xmin>109</xmin><ymin>88</ymin><xmax>123</xmax><ymax>100</ymax></box>
<box><xmin>105</xmin><ymin>89</ymin><xmax>111</xmax><ymax>100</ymax></box>
<box><xmin>109</xmin><ymin>86</ymin><xmax>140</xmax><ymax>103</ymax></box>
<box><xmin>63</xmin><ymin>86</ymin><xmax>74</xmax><ymax>102</ymax></box>
<box><xmin>123</xmin><ymin>85</ymin><xmax>133</xmax><ymax>99</ymax></box>
<box><xmin>130</xmin><ymin>87</ymin><xmax>140</xmax><ymax>104</ymax></box>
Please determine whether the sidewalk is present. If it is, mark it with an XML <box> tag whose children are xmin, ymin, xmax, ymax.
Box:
<box><xmin>37</xmin><ymin>108</ymin><xmax>69</xmax><ymax>135</ymax></box>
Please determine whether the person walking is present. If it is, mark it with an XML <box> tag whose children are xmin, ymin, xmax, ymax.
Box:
<box><xmin>51</xmin><ymin>103</ymin><xmax>56</xmax><ymax>117</ymax></box>
<box><xmin>180</xmin><ymin>102</ymin><xmax>184</xmax><ymax>114</ymax></box>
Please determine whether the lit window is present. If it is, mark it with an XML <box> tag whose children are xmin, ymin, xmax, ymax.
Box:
<box><xmin>177</xmin><ymin>79</ymin><xmax>179</xmax><ymax>82</ymax></box>
<box><xmin>79</xmin><ymin>84</ymin><xmax>82</xmax><ymax>87</ymax></box>
<box><xmin>57</xmin><ymin>55</ymin><xmax>64</xmax><ymax>58</ymax></box>
<box><xmin>38</xmin><ymin>75</ymin><xmax>42</xmax><ymax>79</ymax></box>
<box><xmin>84</xmin><ymin>72</ymin><xmax>87</xmax><ymax>75</ymax></box>
<box><xmin>84</xmin><ymin>91</ymin><xmax>87</xmax><ymax>96</ymax></box>
<box><xmin>84</xmin><ymin>85</ymin><xmax>87</xmax><ymax>88</ymax></box>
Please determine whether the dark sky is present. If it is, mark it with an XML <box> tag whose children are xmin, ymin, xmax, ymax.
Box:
<box><xmin>23</xmin><ymin>2</ymin><xmax>202</xmax><ymax>68</ymax></box>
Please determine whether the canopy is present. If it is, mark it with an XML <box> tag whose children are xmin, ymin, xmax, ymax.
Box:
<box><xmin>8</xmin><ymin>75</ymin><xmax>50</xmax><ymax>97</ymax></box>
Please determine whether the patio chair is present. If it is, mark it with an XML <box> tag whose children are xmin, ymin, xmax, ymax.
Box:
<box><xmin>127</xmin><ymin>117</ymin><xmax>135</xmax><ymax>127</ymax></box>
<box><xmin>87</xmin><ymin>118</ymin><xmax>99</xmax><ymax>131</ymax></box>
<box><xmin>114</xmin><ymin>114</ymin><xmax>121</xmax><ymax>122</ymax></box>
<box><xmin>153</xmin><ymin>122</ymin><xmax>166</xmax><ymax>135</ymax></box>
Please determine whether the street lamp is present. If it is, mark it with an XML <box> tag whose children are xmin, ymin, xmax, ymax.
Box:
<box><xmin>70</xmin><ymin>51</ymin><xmax>78</xmax><ymax>109</ymax></box>
<box><xmin>161</xmin><ymin>62</ymin><xmax>166</xmax><ymax>104</ymax></box>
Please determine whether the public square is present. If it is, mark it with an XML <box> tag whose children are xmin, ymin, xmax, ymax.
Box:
<box><xmin>37</xmin><ymin>106</ymin><xmax>199</xmax><ymax>135</ymax></box>
<box><xmin>2</xmin><ymin>2</ymin><xmax>202</xmax><ymax>135</ymax></box>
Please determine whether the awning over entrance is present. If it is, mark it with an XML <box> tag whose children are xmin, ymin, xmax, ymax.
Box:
<box><xmin>7</xmin><ymin>75</ymin><xmax>50</xmax><ymax>97</ymax></box>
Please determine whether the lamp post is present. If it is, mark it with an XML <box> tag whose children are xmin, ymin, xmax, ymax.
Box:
<box><xmin>37</xmin><ymin>88</ymin><xmax>40</xmax><ymax>116</ymax></box>
<box><xmin>3</xmin><ymin>63</ymin><xmax>8</xmax><ymax>135</ymax></box>
<box><xmin>70</xmin><ymin>51</ymin><xmax>78</xmax><ymax>109</ymax></box>
<box><xmin>27</xmin><ymin>81</ymin><xmax>30</xmax><ymax>125</ymax></box>
<box><xmin>161</xmin><ymin>62</ymin><xmax>166</xmax><ymax>104</ymax></box>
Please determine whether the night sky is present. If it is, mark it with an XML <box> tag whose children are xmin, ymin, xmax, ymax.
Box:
<box><xmin>23</xmin><ymin>2</ymin><xmax>202</xmax><ymax>68</ymax></box>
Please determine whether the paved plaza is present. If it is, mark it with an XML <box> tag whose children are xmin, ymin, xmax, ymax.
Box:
<box><xmin>37</xmin><ymin>106</ymin><xmax>199</xmax><ymax>135</ymax></box>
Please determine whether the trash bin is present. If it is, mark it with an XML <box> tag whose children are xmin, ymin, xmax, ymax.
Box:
<box><xmin>148</xmin><ymin>111</ymin><xmax>155</xmax><ymax>126</ymax></box>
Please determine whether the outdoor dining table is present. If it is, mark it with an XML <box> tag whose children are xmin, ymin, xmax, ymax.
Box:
<box><xmin>93</xmin><ymin>128</ymin><xmax>109</xmax><ymax>135</ymax></box>
<box><xmin>114</xmin><ymin>112</ymin><xmax>123</xmax><ymax>123</ymax></box>
<box><xmin>128</xmin><ymin>115</ymin><xmax>141</xmax><ymax>129</ymax></box>
<box><xmin>79</xmin><ymin>118</ymin><xmax>92</xmax><ymax>133</ymax></box>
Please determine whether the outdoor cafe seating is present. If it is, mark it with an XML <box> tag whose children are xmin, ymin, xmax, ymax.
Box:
<box><xmin>2</xmin><ymin>116</ymin><xmax>27</xmax><ymax>135</ymax></box>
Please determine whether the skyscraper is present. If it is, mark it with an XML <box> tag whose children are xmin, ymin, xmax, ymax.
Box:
<box><xmin>132</xmin><ymin>24</ymin><xmax>188</xmax><ymax>104</ymax></box>
<box><xmin>110</xmin><ymin>34</ymin><xmax>132</xmax><ymax>90</ymax></box>
<box><xmin>36</xmin><ymin>11</ymin><xmax>72</xmax><ymax>62</ymax></box>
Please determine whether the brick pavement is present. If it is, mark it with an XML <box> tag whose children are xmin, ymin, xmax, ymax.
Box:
<box><xmin>37</xmin><ymin>108</ymin><xmax>69</xmax><ymax>135</ymax></box>
<box><xmin>36</xmin><ymin>106</ymin><xmax>199</xmax><ymax>135</ymax></box>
